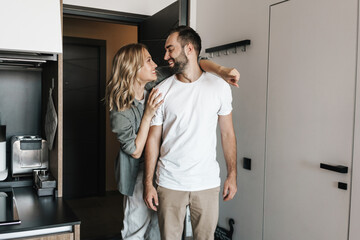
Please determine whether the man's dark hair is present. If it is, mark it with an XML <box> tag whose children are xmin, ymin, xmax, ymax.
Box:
<box><xmin>169</xmin><ymin>26</ymin><xmax>202</xmax><ymax>57</ymax></box>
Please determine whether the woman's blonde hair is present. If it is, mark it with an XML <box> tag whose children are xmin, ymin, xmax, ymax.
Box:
<box><xmin>106</xmin><ymin>43</ymin><xmax>147</xmax><ymax>111</ymax></box>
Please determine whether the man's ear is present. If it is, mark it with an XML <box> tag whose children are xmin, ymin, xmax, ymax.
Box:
<box><xmin>184</xmin><ymin>43</ymin><xmax>194</xmax><ymax>56</ymax></box>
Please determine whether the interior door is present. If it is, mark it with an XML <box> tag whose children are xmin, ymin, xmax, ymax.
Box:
<box><xmin>138</xmin><ymin>0</ymin><xmax>185</xmax><ymax>66</ymax></box>
<box><xmin>264</xmin><ymin>0</ymin><xmax>357</xmax><ymax>239</ymax></box>
<box><xmin>63</xmin><ymin>37</ymin><xmax>106</xmax><ymax>199</ymax></box>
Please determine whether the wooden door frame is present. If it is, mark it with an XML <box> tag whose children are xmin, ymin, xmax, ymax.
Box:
<box><xmin>63</xmin><ymin>36</ymin><xmax>106</xmax><ymax>197</ymax></box>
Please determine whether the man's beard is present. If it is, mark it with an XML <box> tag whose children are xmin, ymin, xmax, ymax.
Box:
<box><xmin>170</xmin><ymin>49</ymin><xmax>188</xmax><ymax>74</ymax></box>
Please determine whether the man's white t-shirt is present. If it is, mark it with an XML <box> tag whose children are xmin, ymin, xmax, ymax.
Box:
<box><xmin>151</xmin><ymin>72</ymin><xmax>233</xmax><ymax>191</ymax></box>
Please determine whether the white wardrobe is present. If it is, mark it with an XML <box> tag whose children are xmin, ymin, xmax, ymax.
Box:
<box><xmin>195</xmin><ymin>0</ymin><xmax>360</xmax><ymax>239</ymax></box>
<box><xmin>265</xmin><ymin>0</ymin><xmax>357</xmax><ymax>239</ymax></box>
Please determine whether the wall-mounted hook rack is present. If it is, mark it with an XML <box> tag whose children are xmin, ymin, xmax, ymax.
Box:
<box><xmin>205</xmin><ymin>39</ymin><xmax>251</xmax><ymax>58</ymax></box>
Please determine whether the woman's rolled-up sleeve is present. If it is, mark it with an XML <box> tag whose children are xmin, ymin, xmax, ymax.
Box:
<box><xmin>110</xmin><ymin>110</ymin><xmax>136</xmax><ymax>155</ymax></box>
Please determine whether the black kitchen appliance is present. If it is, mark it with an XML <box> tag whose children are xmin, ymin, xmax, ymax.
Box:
<box><xmin>33</xmin><ymin>169</ymin><xmax>56</xmax><ymax>197</ymax></box>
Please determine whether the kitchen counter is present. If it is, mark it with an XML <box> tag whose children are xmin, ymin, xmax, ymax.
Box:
<box><xmin>0</xmin><ymin>187</ymin><xmax>80</xmax><ymax>239</ymax></box>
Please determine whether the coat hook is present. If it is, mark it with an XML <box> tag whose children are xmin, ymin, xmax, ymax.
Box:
<box><xmin>205</xmin><ymin>39</ymin><xmax>251</xmax><ymax>57</ymax></box>
<box><xmin>209</xmin><ymin>52</ymin><xmax>214</xmax><ymax>58</ymax></box>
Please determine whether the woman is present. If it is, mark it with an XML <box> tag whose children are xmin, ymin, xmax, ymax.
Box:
<box><xmin>106</xmin><ymin>43</ymin><xmax>239</xmax><ymax>240</ymax></box>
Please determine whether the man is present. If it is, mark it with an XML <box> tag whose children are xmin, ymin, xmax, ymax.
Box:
<box><xmin>144</xmin><ymin>26</ymin><xmax>237</xmax><ymax>240</ymax></box>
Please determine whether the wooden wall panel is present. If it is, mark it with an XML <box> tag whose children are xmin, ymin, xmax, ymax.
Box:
<box><xmin>22</xmin><ymin>232</ymin><xmax>74</xmax><ymax>240</ymax></box>
<box><xmin>55</xmin><ymin>0</ymin><xmax>64</xmax><ymax>198</ymax></box>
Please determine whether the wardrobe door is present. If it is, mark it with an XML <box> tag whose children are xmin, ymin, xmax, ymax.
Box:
<box><xmin>265</xmin><ymin>0</ymin><xmax>357</xmax><ymax>239</ymax></box>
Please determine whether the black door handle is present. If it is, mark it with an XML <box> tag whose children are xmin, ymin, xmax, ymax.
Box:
<box><xmin>338</xmin><ymin>182</ymin><xmax>348</xmax><ymax>190</ymax></box>
<box><xmin>320</xmin><ymin>163</ymin><xmax>348</xmax><ymax>174</ymax></box>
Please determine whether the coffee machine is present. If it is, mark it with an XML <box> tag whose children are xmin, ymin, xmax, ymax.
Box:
<box><xmin>0</xmin><ymin>125</ymin><xmax>7</xmax><ymax>181</ymax></box>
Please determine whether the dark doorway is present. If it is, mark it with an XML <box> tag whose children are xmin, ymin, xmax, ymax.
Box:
<box><xmin>63</xmin><ymin>37</ymin><xmax>106</xmax><ymax>199</ymax></box>
<box><xmin>138</xmin><ymin>1</ymin><xmax>184</xmax><ymax>67</ymax></box>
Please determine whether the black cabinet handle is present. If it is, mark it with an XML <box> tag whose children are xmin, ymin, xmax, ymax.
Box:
<box><xmin>320</xmin><ymin>163</ymin><xmax>348</xmax><ymax>174</ymax></box>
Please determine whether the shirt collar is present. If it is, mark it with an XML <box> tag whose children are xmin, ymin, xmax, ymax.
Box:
<box><xmin>133</xmin><ymin>98</ymin><xmax>141</xmax><ymax>107</ymax></box>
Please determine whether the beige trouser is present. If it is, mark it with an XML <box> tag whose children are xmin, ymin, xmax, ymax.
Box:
<box><xmin>157</xmin><ymin>186</ymin><xmax>220</xmax><ymax>240</ymax></box>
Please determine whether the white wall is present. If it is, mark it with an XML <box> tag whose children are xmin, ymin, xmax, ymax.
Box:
<box><xmin>63</xmin><ymin>0</ymin><xmax>176</xmax><ymax>16</ymax></box>
<box><xmin>194</xmin><ymin>1</ymin><xmax>275</xmax><ymax>239</ymax></box>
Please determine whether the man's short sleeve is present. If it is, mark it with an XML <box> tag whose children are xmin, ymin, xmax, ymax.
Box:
<box><xmin>110</xmin><ymin>110</ymin><xmax>136</xmax><ymax>155</ymax></box>
<box><xmin>150</xmin><ymin>101</ymin><xmax>164</xmax><ymax>126</ymax></box>
<box><xmin>218</xmin><ymin>82</ymin><xmax>233</xmax><ymax>115</ymax></box>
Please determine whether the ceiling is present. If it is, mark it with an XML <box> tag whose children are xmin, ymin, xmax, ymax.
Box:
<box><xmin>63</xmin><ymin>0</ymin><xmax>177</xmax><ymax>16</ymax></box>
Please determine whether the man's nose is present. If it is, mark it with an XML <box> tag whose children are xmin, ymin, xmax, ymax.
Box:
<box><xmin>164</xmin><ymin>51</ymin><xmax>169</xmax><ymax>60</ymax></box>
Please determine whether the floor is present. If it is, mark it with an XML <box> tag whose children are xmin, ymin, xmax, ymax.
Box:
<box><xmin>65</xmin><ymin>192</ymin><xmax>199</xmax><ymax>240</ymax></box>
<box><xmin>65</xmin><ymin>191</ymin><xmax>124</xmax><ymax>240</ymax></box>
